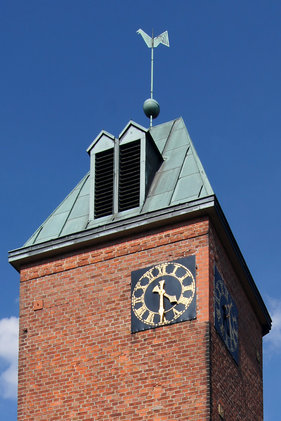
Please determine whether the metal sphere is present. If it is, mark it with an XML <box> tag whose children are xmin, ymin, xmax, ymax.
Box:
<box><xmin>143</xmin><ymin>98</ymin><xmax>160</xmax><ymax>119</ymax></box>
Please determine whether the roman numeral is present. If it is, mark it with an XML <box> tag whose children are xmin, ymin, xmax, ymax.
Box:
<box><xmin>144</xmin><ymin>269</ymin><xmax>155</xmax><ymax>282</ymax></box>
<box><xmin>135</xmin><ymin>305</ymin><xmax>146</xmax><ymax>319</ymax></box>
<box><xmin>182</xmin><ymin>283</ymin><xmax>195</xmax><ymax>293</ymax></box>
<box><xmin>155</xmin><ymin>263</ymin><xmax>168</xmax><ymax>277</ymax></box>
<box><xmin>172</xmin><ymin>307</ymin><xmax>181</xmax><ymax>318</ymax></box>
<box><xmin>145</xmin><ymin>312</ymin><xmax>155</xmax><ymax>324</ymax></box>
<box><xmin>132</xmin><ymin>296</ymin><xmax>143</xmax><ymax>305</ymax></box>
<box><xmin>170</xmin><ymin>263</ymin><xmax>181</xmax><ymax>276</ymax></box>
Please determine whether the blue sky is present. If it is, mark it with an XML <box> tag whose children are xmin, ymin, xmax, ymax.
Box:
<box><xmin>1</xmin><ymin>1</ymin><xmax>281</xmax><ymax>420</ymax></box>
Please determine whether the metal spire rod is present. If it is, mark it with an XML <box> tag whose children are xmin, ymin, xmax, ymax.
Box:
<box><xmin>150</xmin><ymin>30</ymin><xmax>154</xmax><ymax>127</ymax></box>
<box><xmin>137</xmin><ymin>28</ymin><xmax>169</xmax><ymax>127</ymax></box>
<box><xmin>150</xmin><ymin>29</ymin><xmax>154</xmax><ymax>100</ymax></box>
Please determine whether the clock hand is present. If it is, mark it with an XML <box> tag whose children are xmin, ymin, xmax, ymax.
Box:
<box><xmin>227</xmin><ymin>302</ymin><xmax>232</xmax><ymax>317</ymax></box>
<box><xmin>224</xmin><ymin>303</ymin><xmax>235</xmax><ymax>343</ymax></box>
<box><xmin>153</xmin><ymin>280</ymin><xmax>178</xmax><ymax>323</ymax></box>
<box><xmin>153</xmin><ymin>280</ymin><xmax>166</xmax><ymax>323</ymax></box>
<box><xmin>228</xmin><ymin>315</ymin><xmax>232</xmax><ymax>337</ymax></box>
<box><xmin>164</xmin><ymin>292</ymin><xmax>178</xmax><ymax>304</ymax></box>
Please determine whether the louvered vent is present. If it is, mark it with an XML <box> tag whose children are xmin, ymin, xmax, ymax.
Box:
<box><xmin>119</xmin><ymin>140</ymin><xmax>140</xmax><ymax>212</ymax></box>
<box><xmin>94</xmin><ymin>149</ymin><xmax>114</xmax><ymax>218</ymax></box>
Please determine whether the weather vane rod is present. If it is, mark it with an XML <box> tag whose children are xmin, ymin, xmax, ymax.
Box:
<box><xmin>137</xmin><ymin>28</ymin><xmax>169</xmax><ymax>127</ymax></box>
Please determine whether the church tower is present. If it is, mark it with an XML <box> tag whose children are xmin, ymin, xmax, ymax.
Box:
<box><xmin>9</xmin><ymin>31</ymin><xmax>271</xmax><ymax>421</ymax></box>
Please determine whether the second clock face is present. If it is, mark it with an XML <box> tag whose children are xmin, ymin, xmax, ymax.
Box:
<box><xmin>131</xmin><ymin>256</ymin><xmax>196</xmax><ymax>333</ymax></box>
<box><xmin>214</xmin><ymin>266</ymin><xmax>239</xmax><ymax>363</ymax></box>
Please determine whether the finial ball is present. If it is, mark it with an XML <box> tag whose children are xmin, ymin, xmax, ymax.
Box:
<box><xmin>143</xmin><ymin>98</ymin><xmax>160</xmax><ymax>119</ymax></box>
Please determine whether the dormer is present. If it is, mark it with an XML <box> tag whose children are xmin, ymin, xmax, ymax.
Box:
<box><xmin>87</xmin><ymin>130</ymin><xmax>116</xmax><ymax>220</ymax></box>
<box><xmin>87</xmin><ymin>121</ymin><xmax>163</xmax><ymax>223</ymax></box>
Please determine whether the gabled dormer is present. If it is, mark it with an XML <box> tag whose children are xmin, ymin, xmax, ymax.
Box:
<box><xmin>87</xmin><ymin>130</ymin><xmax>116</xmax><ymax>220</ymax></box>
<box><xmin>87</xmin><ymin>121</ymin><xmax>163</xmax><ymax>223</ymax></box>
<box><xmin>19</xmin><ymin>118</ymin><xmax>216</xmax><ymax>248</ymax></box>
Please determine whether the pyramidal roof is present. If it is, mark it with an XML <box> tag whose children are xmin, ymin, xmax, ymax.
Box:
<box><xmin>24</xmin><ymin>117</ymin><xmax>214</xmax><ymax>247</ymax></box>
<box><xmin>9</xmin><ymin>116</ymin><xmax>271</xmax><ymax>334</ymax></box>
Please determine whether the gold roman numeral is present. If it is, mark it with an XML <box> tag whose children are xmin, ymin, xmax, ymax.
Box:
<box><xmin>145</xmin><ymin>312</ymin><xmax>155</xmax><ymax>324</ymax></box>
<box><xmin>182</xmin><ymin>283</ymin><xmax>195</xmax><ymax>293</ymax></box>
<box><xmin>144</xmin><ymin>269</ymin><xmax>155</xmax><ymax>282</ymax></box>
<box><xmin>170</xmin><ymin>263</ymin><xmax>181</xmax><ymax>277</ymax></box>
<box><xmin>155</xmin><ymin>263</ymin><xmax>168</xmax><ymax>277</ymax></box>
<box><xmin>135</xmin><ymin>305</ymin><xmax>146</xmax><ymax>319</ymax></box>
<box><xmin>172</xmin><ymin>307</ymin><xmax>182</xmax><ymax>318</ymax></box>
<box><xmin>132</xmin><ymin>296</ymin><xmax>144</xmax><ymax>306</ymax></box>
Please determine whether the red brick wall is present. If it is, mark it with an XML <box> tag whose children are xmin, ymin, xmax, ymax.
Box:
<box><xmin>209</xmin><ymin>224</ymin><xmax>263</xmax><ymax>421</ymax></box>
<box><xmin>18</xmin><ymin>218</ymin><xmax>211</xmax><ymax>420</ymax></box>
<box><xmin>18</xmin><ymin>216</ymin><xmax>264</xmax><ymax>420</ymax></box>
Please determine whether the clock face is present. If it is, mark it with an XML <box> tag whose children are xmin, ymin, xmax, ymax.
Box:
<box><xmin>214</xmin><ymin>266</ymin><xmax>239</xmax><ymax>363</ymax></box>
<box><xmin>131</xmin><ymin>256</ymin><xmax>196</xmax><ymax>333</ymax></box>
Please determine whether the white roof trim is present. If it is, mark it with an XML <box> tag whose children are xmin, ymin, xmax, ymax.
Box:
<box><xmin>118</xmin><ymin>120</ymin><xmax>147</xmax><ymax>139</ymax></box>
<box><xmin>87</xmin><ymin>130</ymin><xmax>115</xmax><ymax>154</ymax></box>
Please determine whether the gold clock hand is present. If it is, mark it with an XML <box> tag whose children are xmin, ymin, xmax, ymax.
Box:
<box><xmin>153</xmin><ymin>280</ymin><xmax>166</xmax><ymax>323</ymax></box>
<box><xmin>164</xmin><ymin>292</ymin><xmax>178</xmax><ymax>304</ymax></box>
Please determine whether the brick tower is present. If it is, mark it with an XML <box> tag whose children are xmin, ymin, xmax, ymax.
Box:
<box><xmin>9</xmin><ymin>118</ymin><xmax>271</xmax><ymax>420</ymax></box>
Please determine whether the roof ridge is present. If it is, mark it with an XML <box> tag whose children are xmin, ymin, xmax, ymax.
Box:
<box><xmin>161</xmin><ymin>119</ymin><xmax>177</xmax><ymax>156</ymax></box>
<box><xmin>168</xmin><ymin>143</ymin><xmax>191</xmax><ymax>207</ymax></box>
<box><xmin>181</xmin><ymin>123</ymin><xmax>214</xmax><ymax>196</ymax></box>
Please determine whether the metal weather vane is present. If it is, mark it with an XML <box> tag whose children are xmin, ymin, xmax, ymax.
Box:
<box><xmin>137</xmin><ymin>28</ymin><xmax>170</xmax><ymax>127</ymax></box>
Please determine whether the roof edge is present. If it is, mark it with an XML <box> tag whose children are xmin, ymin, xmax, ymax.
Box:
<box><xmin>210</xmin><ymin>197</ymin><xmax>271</xmax><ymax>335</ymax></box>
<box><xmin>8</xmin><ymin>194</ymin><xmax>271</xmax><ymax>335</ymax></box>
<box><xmin>9</xmin><ymin>196</ymin><xmax>215</xmax><ymax>269</ymax></box>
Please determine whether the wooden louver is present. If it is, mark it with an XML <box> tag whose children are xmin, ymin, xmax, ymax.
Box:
<box><xmin>94</xmin><ymin>149</ymin><xmax>114</xmax><ymax>218</ymax></box>
<box><xmin>118</xmin><ymin>140</ymin><xmax>140</xmax><ymax>212</ymax></box>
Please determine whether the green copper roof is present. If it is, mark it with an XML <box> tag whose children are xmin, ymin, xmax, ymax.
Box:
<box><xmin>24</xmin><ymin>117</ymin><xmax>214</xmax><ymax>247</ymax></box>
<box><xmin>10</xmin><ymin>117</ymin><xmax>271</xmax><ymax>336</ymax></box>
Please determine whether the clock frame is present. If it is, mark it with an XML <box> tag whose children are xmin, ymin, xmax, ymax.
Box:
<box><xmin>131</xmin><ymin>256</ymin><xmax>196</xmax><ymax>333</ymax></box>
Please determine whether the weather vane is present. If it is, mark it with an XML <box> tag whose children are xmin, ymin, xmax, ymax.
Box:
<box><xmin>137</xmin><ymin>28</ymin><xmax>169</xmax><ymax>127</ymax></box>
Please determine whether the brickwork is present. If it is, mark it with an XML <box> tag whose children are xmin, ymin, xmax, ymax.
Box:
<box><xmin>209</xmin><ymin>225</ymin><xmax>263</xmax><ymax>420</ymax></box>
<box><xmin>18</xmin><ymin>218</ymin><xmax>211</xmax><ymax>420</ymax></box>
<box><xmin>17</xmin><ymin>216</ymin><xmax>264</xmax><ymax>420</ymax></box>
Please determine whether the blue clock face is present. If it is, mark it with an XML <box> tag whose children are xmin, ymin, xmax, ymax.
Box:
<box><xmin>214</xmin><ymin>266</ymin><xmax>239</xmax><ymax>363</ymax></box>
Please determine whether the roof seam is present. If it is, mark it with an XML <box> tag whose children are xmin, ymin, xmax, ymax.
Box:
<box><xmin>161</xmin><ymin>119</ymin><xmax>177</xmax><ymax>156</ymax></box>
<box><xmin>169</xmin><ymin>143</ymin><xmax>191</xmax><ymax>207</ymax></box>
<box><xmin>24</xmin><ymin>172</ymin><xmax>91</xmax><ymax>246</ymax></box>
<box><xmin>185</xmin><ymin>128</ymin><xmax>213</xmax><ymax>196</ymax></box>
<box><xmin>31</xmin><ymin>226</ymin><xmax>44</xmax><ymax>246</ymax></box>
<box><xmin>141</xmin><ymin>119</ymin><xmax>180</xmax><ymax>213</ymax></box>
<box><xmin>58</xmin><ymin>174</ymin><xmax>90</xmax><ymax>237</ymax></box>
<box><xmin>140</xmin><ymin>119</ymin><xmax>177</xmax><ymax>213</ymax></box>
<box><xmin>198</xmin><ymin>185</ymin><xmax>204</xmax><ymax>198</ymax></box>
